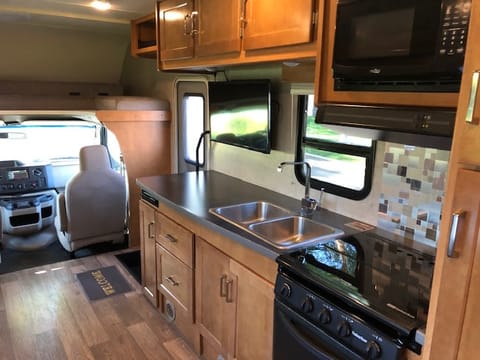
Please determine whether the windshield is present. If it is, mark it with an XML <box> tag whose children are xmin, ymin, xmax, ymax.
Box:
<box><xmin>0</xmin><ymin>120</ymin><xmax>101</xmax><ymax>164</ymax></box>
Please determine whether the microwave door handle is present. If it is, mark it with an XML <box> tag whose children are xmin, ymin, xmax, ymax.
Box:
<box><xmin>465</xmin><ymin>70</ymin><xmax>480</xmax><ymax>124</ymax></box>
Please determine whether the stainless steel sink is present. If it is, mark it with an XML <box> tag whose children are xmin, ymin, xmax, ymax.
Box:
<box><xmin>248</xmin><ymin>216</ymin><xmax>342</xmax><ymax>250</ymax></box>
<box><xmin>209</xmin><ymin>202</ymin><xmax>344</xmax><ymax>251</ymax></box>
<box><xmin>210</xmin><ymin>201</ymin><xmax>292</xmax><ymax>225</ymax></box>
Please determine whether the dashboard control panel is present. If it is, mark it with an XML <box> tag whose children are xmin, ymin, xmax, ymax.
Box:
<box><xmin>0</xmin><ymin>164</ymin><xmax>54</xmax><ymax>195</ymax></box>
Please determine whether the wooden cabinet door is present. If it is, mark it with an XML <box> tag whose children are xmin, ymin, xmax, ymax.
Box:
<box><xmin>195</xmin><ymin>0</ymin><xmax>242</xmax><ymax>57</ymax></box>
<box><xmin>449</xmin><ymin>0</ymin><xmax>480</xmax><ymax>166</ymax></box>
<box><xmin>196</xmin><ymin>238</ymin><xmax>236</xmax><ymax>359</ymax></box>
<box><xmin>230</xmin><ymin>260</ymin><xmax>274</xmax><ymax>360</ymax></box>
<box><xmin>426</xmin><ymin>169</ymin><xmax>480</xmax><ymax>359</ymax></box>
<box><xmin>243</xmin><ymin>0</ymin><xmax>315</xmax><ymax>50</ymax></box>
<box><xmin>157</xmin><ymin>0</ymin><xmax>194</xmax><ymax>61</ymax></box>
<box><xmin>139</xmin><ymin>201</ymin><xmax>157</xmax><ymax>306</ymax></box>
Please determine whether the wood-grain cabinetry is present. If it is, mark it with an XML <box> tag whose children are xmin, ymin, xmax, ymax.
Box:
<box><xmin>155</xmin><ymin>211</ymin><xmax>195</xmax><ymax>344</ymax></box>
<box><xmin>157</xmin><ymin>0</ymin><xmax>241</xmax><ymax>64</ymax></box>
<box><xmin>196</xmin><ymin>237</ymin><xmax>274</xmax><ymax>360</ymax></box>
<box><xmin>139</xmin><ymin>200</ymin><xmax>276</xmax><ymax>358</ymax></box>
<box><xmin>243</xmin><ymin>0</ymin><xmax>316</xmax><ymax>50</ymax></box>
<box><xmin>314</xmin><ymin>0</ymin><xmax>458</xmax><ymax>108</ymax></box>
<box><xmin>422</xmin><ymin>0</ymin><xmax>480</xmax><ymax>358</ymax></box>
<box><xmin>96</xmin><ymin>109</ymin><xmax>171</xmax><ymax>248</ymax></box>
<box><xmin>130</xmin><ymin>13</ymin><xmax>157</xmax><ymax>58</ymax></box>
<box><xmin>139</xmin><ymin>200</ymin><xmax>158</xmax><ymax>306</ymax></box>
<box><xmin>156</xmin><ymin>0</ymin><xmax>319</xmax><ymax>70</ymax></box>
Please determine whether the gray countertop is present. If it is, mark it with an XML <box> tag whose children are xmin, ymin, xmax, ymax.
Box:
<box><xmin>136</xmin><ymin>170</ymin><xmax>361</xmax><ymax>259</ymax></box>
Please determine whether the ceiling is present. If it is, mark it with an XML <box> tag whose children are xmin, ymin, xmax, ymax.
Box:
<box><xmin>0</xmin><ymin>0</ymin><xmax>155</xmax><ymax>34</ymax></box>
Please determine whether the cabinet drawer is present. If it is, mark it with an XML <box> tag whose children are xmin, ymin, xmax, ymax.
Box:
<box><xmin>156</xmin><ymin>212</ymin><xmax>194</xmax><ymax>266</ymax></box>
<box><xmin>158</xmin><ymin>286</ymin><xmax>195</xmax><ymax>346</ymax></box>
<box><xmin>157</xmin><ymin>244</ymin><xmax>193</xmax><ymax>311</ymax></box>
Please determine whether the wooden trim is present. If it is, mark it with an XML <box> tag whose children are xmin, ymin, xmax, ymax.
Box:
<box><xmin>160</xmin><ymin>43</ymin><xmax>316</xmax><ymax>70</ymax></box>
<box><xmin>96</xmin><ymin>110</ymin><xmax>171</xmax><ymax>123</ymax></box>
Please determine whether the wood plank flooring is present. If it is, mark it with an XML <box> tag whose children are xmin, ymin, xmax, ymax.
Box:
<box><xmin>0</xmin><ymin>249</ymin><xmax>200</xmax><ymax>360</ymax></box>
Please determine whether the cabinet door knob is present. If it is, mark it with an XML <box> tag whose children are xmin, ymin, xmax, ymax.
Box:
<box><xmin>448</xmin><ymin>209</ymin><xmax>466</xmax><ymax>258</ymax></box>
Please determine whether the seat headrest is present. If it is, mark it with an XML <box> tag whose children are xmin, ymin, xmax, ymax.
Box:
<box><xmin>79</xmin><ymin>145</ymin><xmax>111</xmax><ymax>171</ymax></box>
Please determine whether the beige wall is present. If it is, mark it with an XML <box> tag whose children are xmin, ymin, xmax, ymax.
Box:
<box><xmin>119</xmin><ymin>58</ymin><xmax>382</xmax><ymax>226</ymax></box>
<box><xmin>0</xmin><ymin>22</ymin><xmax>128</xmax><ymax>84</ymax></box>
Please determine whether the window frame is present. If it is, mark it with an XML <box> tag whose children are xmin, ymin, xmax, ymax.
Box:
<box><xmin>181</xmin><ymin>92</ymin><xmax>206</xmax><ymax>167</ymax></box>
<box><xmin>295</xmin><ymin>95</ymin><xmax>376</xmax><ymax>200</ymax></box>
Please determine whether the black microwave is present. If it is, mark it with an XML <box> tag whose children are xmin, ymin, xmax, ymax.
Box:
<box><xmin>332</xmin><ymin>0</ymin><xmax>471</xmax><ymax>92</ymax></box>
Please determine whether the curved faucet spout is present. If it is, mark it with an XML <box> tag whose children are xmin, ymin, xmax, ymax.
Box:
<box><xmin>277</xmin><ymin>161</ymin><xmax>317</xmax><ymax>217</ymax></box>
<box><xmin>277</xmin><ymin>161</ymin><xmax>312</xmax><ymax>199</ymax></box>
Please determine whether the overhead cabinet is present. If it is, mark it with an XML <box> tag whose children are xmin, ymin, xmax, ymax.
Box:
<box><xmin>243</xmin><ymin>0</ymin><xmax>316</xmax><ymax>50</ymax></box>
<box><xmin>156</xmin><ymin>0</ymin><xmax>319</xmax><ymax>70</ymax></box>
<box><xmin>157</xmin><ymin>0</ymin><xmax>242</xmax><ymax>63</ymax></box>
<box><xmin>130</xmin><ymin>13</ymin><xmax>157</xmax><ymax>58</ymax></box>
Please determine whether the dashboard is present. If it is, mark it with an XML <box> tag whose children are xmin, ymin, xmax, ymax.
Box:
<box><xmin>0</xmin><ymin>164</ymin><xmax>55</xmax><ymax>195</ymax></box>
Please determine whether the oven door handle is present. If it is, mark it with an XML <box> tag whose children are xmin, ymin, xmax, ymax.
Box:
<box><xmin>275</xmin><ymin>300</ymin><xmax>365</xmax><ymax>360</ymax></box>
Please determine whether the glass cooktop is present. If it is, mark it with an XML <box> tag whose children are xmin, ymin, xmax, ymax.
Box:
<box><xmin>277</xmin><ymin>230</ymin><xmax>436</xmax><ymax>336</ymax></box>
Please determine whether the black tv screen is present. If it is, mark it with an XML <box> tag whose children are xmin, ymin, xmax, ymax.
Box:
<box><xmin>208</xmin><ymin>80</ymin><xmax>271</xmax><ymax>154</ymax></box>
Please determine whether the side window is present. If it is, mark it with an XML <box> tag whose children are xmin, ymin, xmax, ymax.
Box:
<box><xmin>296</xmin><ymin>95</ymin><xmax>376</xmax><ymax>200</ymax></box>
<box><xmin>183</xmin><ymin>94</ymin><xmax>206</xmax><ymax>165</ymax></box>
<box><xmin>177</xmin><ymin>81</ymin><xmax>208</xmax><ymax>173</ymax></box>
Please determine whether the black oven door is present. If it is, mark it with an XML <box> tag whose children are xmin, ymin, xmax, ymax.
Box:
<box><xmin>333</xmin><ymin>0</ymin><xmax>449</xmax><ymax>82</ymax></box>
<box><xmin>273</xmin><ymin>300</ymin><xmax>364</xmax><ymax>360</ymax></box>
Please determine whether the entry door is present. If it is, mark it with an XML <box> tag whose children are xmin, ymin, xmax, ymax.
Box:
<box><xmin>176</xmin><ymin>81</ymin><xmax>208</xmax><ymax>173</ymax></box>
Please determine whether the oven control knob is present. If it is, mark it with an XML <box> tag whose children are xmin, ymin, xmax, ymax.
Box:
<box><xmin>279</xmin><ymin>283</ymin><xmax>292</xmax><ymax>298</ymax></box>
<box><xmin>365</xmin><ymin>340</ymin><xmax>381</xmax><ymax>359</ymax></box>
<box><xmin>318</xmin><ymin>308</ymin><xmax>332</xmax><ymax>324</ymax></box>
<box><xmin>301</xmin><ymin>296</ymin><xmax>314</xmax><ymax>313</ymax></box>
<box><xmin>337</xmin><ymin>321</ymin><xmax>351</xmax><ymax>337</ymax></box>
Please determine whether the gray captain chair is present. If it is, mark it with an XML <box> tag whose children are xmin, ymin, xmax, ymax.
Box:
<box><xmin>55</xmin><ymin>144</ymin><xmax>127</xmax><ymax>253</ymax></box>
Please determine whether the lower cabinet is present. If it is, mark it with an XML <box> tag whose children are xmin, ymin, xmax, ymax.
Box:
<box><xmin>139</xmin><ymin>200</ymin><xmax>275</xmax><ymax>359</ymax></box>
<box><xmin>155</xmin><ymin>208</ymin><xmax>195</xmax><ymax>345</ymax></box>
<box><xmin>196</xmin><ymin>237</ymin><xmax>274</xmax><ymax>360</ymax></box>
<box><xmin>139</xmin><ymin>200</ymin><xmax>158</xmax><ymax>306</ymax></box>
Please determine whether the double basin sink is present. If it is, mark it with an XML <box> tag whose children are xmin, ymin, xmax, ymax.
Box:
<box><xmin>209</xmin><ymin>201</ymin><xmax>344</xmax><ymax>251</ymax></box>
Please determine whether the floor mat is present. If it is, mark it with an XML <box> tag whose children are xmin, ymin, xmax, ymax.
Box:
<box><xmin>115</xmin><ymin>250</ymin><xmax>141</xmax><ymax>284</ymax></box>
<box><xmin>77</xmin><ymin>265</ymin><xmax>132</xmax><ymax>301</ymax></box>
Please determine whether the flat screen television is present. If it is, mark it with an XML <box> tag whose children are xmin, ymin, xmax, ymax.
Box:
<box><xmin>208</xmin><ymin>80</ymin><xmax>271</xmax><ymax>154</ymax></box>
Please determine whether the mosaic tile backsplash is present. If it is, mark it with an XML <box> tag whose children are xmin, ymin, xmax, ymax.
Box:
<box><xmin>378</xmin><ymin>143</ymin><xmax>450</xmax><ymax>246</ymax></box>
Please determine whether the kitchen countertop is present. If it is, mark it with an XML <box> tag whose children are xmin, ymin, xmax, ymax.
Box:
<box><xmin>136</xmin><ymin>170</ymin><xmax>363</xmax><ymax>259</ymax></box>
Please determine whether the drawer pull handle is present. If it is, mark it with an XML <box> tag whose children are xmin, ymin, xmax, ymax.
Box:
<box><xmin>220</xmin><ymin>275</ymin><xmax>228</xmax><ymax>298</ymax></box>
<box><xmin>166</xmin><ymin>276</ymin><xmax>179</xmax><ymax>287</ymax></box>
<box><xmin>226</xmin><ymin>279</ymin><xmax>234</xmax><ymax>303</ymax></box>
<box><xmin>448</xmin><ymin>209</ymin><xmax>466</xmax><ymax>258</ymax></box>
<box><xmin>165</xmin><ymin>234</ymin><xmax>178</xmax><ymax>243</ymax></box>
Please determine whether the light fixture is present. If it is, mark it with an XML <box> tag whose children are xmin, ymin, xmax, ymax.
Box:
<box><xmin>90</xmin><ymin>0</ymin><xmax>111</xmax><ymax>11</ymax></box>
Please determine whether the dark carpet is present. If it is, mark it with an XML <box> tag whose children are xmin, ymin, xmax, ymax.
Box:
<box><xmin>0</xmin><ymin>237</ymin><xmax>129</xmax><ymax>275</ymax></box>
<box><xmin>115</xmin><ymin>250</ymin><xmax>141</xmax><ymax>284</ymax></box>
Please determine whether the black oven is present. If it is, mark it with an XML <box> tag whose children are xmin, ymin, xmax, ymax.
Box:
<box><xmin>273</xmin><ymin>231</ymin><xmax>435</xmax><ymax>360</ymax></box>
<box><xmin>332</xmin><ymin>0</ymin><xmax>471</xmax><ymax>92</ymax></box>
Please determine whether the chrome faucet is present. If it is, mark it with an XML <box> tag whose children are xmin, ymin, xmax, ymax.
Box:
<box><xmin>277</xmin><ymin>161</ymin><xmax>318</xmax><ymax>217</ymax></box>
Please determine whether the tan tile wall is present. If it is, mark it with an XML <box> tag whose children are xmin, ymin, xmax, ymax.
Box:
<box><xmin>378</xmin><ymin>143</ymin><xmax>450</xmax><ymax>247</ymax></box>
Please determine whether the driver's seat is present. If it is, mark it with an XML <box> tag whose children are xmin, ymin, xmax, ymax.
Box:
<box><xmin>55</xmin><ymin>144</ymin><xmax>127</xmax><ymax>253</ymax></box>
